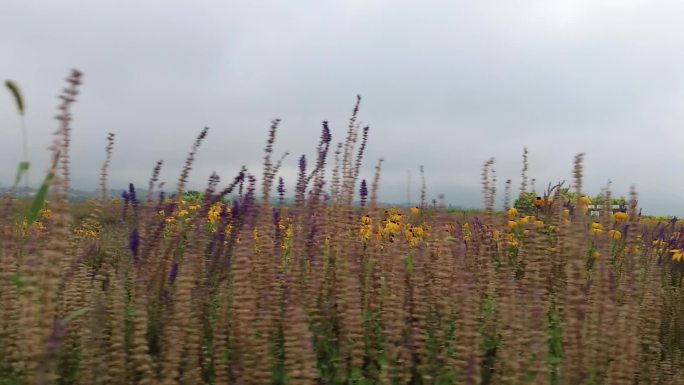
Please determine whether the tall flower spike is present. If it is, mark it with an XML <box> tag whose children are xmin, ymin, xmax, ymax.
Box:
<box><xmin>128</xmin><ymin>183</ymin><xmax>138</xmax><ymax>217</ymax></box>
<box><xmin>277</xmin><ymin>176</ymin><xmax>285</xmax><ymax>206</ymax></box>
<box><xmin>175</xmin><ymin>127</ymin><xmax>209</xmax><ymax>199</ymax></box>
<box><xmin>359</xmin><ymin>179</ymin><xmax>368</xmax><ymax>207</ymax></box>
<box><xmin>100</xmin><ymin>132</ymin><xmax>115</xmax><ymax>203</ymax></box>
<box><xmin>145</xmin><ymin>160</ymin><xmax>163</xmax><ymax>204</ymax></box>
<box><xmin>295</xmin><ymin>155</ymin><xmax>307</xmax><ymax>207</ymax></box>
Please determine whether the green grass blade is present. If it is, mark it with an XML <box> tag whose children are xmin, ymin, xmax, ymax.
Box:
<box><xmin>13</xmin><ymin>161</ymin><xmax>30</xmax><ymax>187</ymax></box>
<box><xmin>27</xmin><ymin>152</ymin><xmax>59</xmax><ymax>225</ymax></box>
<box><xmin>4</xmin><ymin>80</ymin><xmax>25</xmax><ymax>116</ymax></box>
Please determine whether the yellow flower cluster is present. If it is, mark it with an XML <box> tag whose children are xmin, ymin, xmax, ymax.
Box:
<box><xmin>671</xmin><ymin>249</ymin><xmax>683</xmax><ymax>262</ymax></box>
<box><xmin>362</xmin><ymin>208</ymin><xmax>430</xmax><ymax>247</ymax></box>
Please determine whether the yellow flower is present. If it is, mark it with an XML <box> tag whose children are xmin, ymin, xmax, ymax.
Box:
<box><xmin>549</xmin><ymin>225</ymin><xmax>560</xmax><ymax>233</ymax></box>
<box><xmin>591</xmin><ymin>222</ymin><xmax>603</xmax><ymax>235</ymax></box>
<box><xmin>507</xmin><ymin>234</ymin><xmax>519</xmax><ymax>248</ymax></box>
<box><xmin>40</xmin><ymin>208</ymin><xmax>53</xmax><ymax>219</ymax></box>
<box><xmin>507</xmin><ymin>207</ymin><xmax>518</xmax><ymax>220</ymax></box>
<box><xmin>562</xmin><ymin>209</ymin><xmax>570</xmax><ymax>216</ymax></box>
<box><xmin>609</xmin><ymin>230</ymin><xmax>622</xmax><ymax>240</ymax></box>
<box><xmin>593</xmin><ymin>250</ymin><xmax>601</xmax><ymax>258</ymax></box>
<box><xmin>177</xmin><ymin>209</ymin><xmax>189</xmax><ymax>217</ymax></box>
<box><xmin>671</xmin><ymin>249</ymin><xmax>683</xmax><ymax>262</ymax></box>
<box><xmin>410</xmin><ymin>207</ymin><xmax>420</xmax><ymax>215</ymax></box>
<box><xmin>534</xmin><ymin>220</ymin><xmax>544</xmax><ymax>229</ymax></box>
<box><xmin>579</xmin><ymin>195</ymin><xmax>592</xmax><ymax>205</ymax></box>
<box><xmin>533</xmin><ymin>197</ymin><xmax>544</xmax><ymax>208</ymax></box>
<box><xmin>518</xmin><ymin>217</ymin><xmax>529</xmax><ymax>225</ymax></box>
<box><xmin>384</xmin><ymin>221</ymin><xmax>401</xmax><ymax>235</ymax></box>
<box><xmin>613</xmin><ymin>211</ymin><xmax>628</xmax><ymax>222</ymax></box>
<box><xmin>508</xmin><ymin>220</ymin><xmax>518</xmax><ymax>230</ymax></box>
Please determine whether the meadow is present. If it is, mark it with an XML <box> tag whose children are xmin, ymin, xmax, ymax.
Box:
<box><xmin>0</xmin><ymin>70</ymin><xmax>682</xmax><ymax>385</ymax></box>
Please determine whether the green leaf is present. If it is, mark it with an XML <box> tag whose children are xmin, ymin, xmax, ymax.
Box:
<box><xmin>403</xmin><ymin>255</ymin><xmax>414</xmax><ymax>275</ymax></box>
<box><xmin>13</xmin><ymin>271</ymin><xmax>24</xmax><ymax>290</ymax></box>
<box><xmin>5</xmin><ymin>80</ymin><xmax>25</xmax><ymax>116</ymax></box>
<box><xmin>13</xmin><ymin>161</ymin><xmax>30</xmax><ymax>187</ymax></box>
<box><xmin>63</xmin><ymin>307</ymin><xmax>92</xmax><ymax>324</ymax></box>
<box><xmin>27</xmin><ymin>151</ymin><xmax>59</xmax><ymax>225</ymax></box>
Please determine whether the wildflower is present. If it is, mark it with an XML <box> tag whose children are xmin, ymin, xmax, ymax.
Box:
<box><xmin>609</xmin><ymin>229</ymin><xmax>622</xmax><ymax>240</ymax></box>
<box><xmin>671</xmin><ymin>249</ymin><xmax>683</xmax><ymax>262</ymax></box>
<box><xmin>177</xmin><ymin>209</ymin><xmax>189</xmax><ymax>217</ymax></box>
<box><xmin>549</xmin><ymin>225</ymin><xmax>560</xmax><ymax>232</ymax></box>
<box><xmin>507</xmin><ymin>234</ymin><xmax>519</xmax><ymax>248</ymax></box>
<box><xmin>384</xmin><ymin>221</ymin><xmax>401</xmax><ymax>235</ymax></box>
<box><xmin>579</xmin><ymin>195</ymin><xmax>592</xmax><ymax>205</ymax></box>
<box><xmin>129</xmin><ymin>229</ymin><xmax>140</xmax><ymax>258</ymax></box>
<box><xmin>507</xmin><ymin>207</ymin><xmax>518</xmax><ymax>220</ymax></box>
<box><xmin>534</xmin><ymin>220</ymin><xmax>544</xmax><ymax>229</ymax></box>
<box><xmin>518</xmin><ymin>216</ymin><xmax>529</xmax><ymax>225</ymax></box>
<box><xmin>508</xmin><ymin>220</ymin><xmax>518</xmax><ymax>230</ymax></box>
<box><xmin>359</xmin><ymin>179</ymin><xmax>368</xmax><ymax>207</ymax></box>
<box><xmin>591</xmin><ymin>222</ymin><xmax>603</xmax><ymax>235</ymax></box>
<box><xmin>613</xmin><ymin>211</ymin><xmax>628</xmax><ymax>222</ymax></box>
<box><xmin>533</xmin><ymin>197</ymin><xmax>543</xmax><ymax>208</ymax></box>
<box><xmin>411</xmin><ymin>207</ymin><xmax>420</xmax><ymax>216</ymax></box>
<box><xmin>208</xmin><ymin>202</ymin><xmax>222</xmax><ymax>224</ymax></box>
<box><xmin>562</xmin><ymin>209</ymin><xmax>570</xmax><ymax>216</ymax></box>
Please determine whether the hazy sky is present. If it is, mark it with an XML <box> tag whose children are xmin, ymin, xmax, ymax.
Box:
<box><xmin>2</xmin><ymin>0</ymin><xmax>684</xmax><ymax>215</ymax></box>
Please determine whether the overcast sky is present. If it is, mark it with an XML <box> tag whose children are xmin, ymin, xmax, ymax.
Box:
<box><xmin>2</xmin><ymin>0</ymin><xmax>684</xmax><ymax>215</ymax></box>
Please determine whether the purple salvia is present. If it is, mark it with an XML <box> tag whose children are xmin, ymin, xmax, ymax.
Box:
<box><xmin>277</xmin><ymin>176</ymin><xmax>285</xmax><ymax>206</ymax></box>
<box><xmin>232</xmin><ymin>200</ymin><xmax>240</xmax><ymax>217</ymax></box>
<box><xmin>129</xmin><ymin>228</ymin><xmax>140</xmax><ymax>260</ymax></box>
<box><xmin>322</xmin><ymin>121</ymin><xmax>332</xmax><ymax>144</ymax></box>
<box><xmin>295</xmin><ymin>155</ymin><xmax>308</xmax><ymax>208</ymax></box>
<box><xmin>169</xmin><ymin>262</ymin><xmax>179</xmax><ymax>284</ymax></box>
<box><xmin>360</xmin><ymin>179</ymin><xmax>368</xmax><ymax>207</ymax></box>
<box><xmin>129</xmin><ymin>183</ymin><xmax>139</xmax><ymax>217</ymax></box>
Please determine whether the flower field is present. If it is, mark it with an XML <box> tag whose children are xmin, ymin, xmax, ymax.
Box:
<box><xmin>1</xmin><ymin>70</ymin><xmax>683</xmax><ymax>385</ymax></box>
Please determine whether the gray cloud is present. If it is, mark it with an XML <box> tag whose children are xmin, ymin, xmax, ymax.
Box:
<box><xmin>1</xmin><ymin>0</ymin><xmax>683</xmax><ymax>215</ymax></box>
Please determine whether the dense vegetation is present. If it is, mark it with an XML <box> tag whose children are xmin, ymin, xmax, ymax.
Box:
<box><xmin>0</xmin><ymin>70</ymin><xmax>682</xmax><ymax>385</ymax></box>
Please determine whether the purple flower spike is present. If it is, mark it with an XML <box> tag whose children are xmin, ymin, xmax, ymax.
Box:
<box><xmin>128</xmin><ymin>183</ymin><xmax>137</xmax><ymax>203</ymax></box>
<box><xmin>321</xmin><ymin>121</ymin><xmax>332</xmax><ymax>144</ymax></box>
<box><xmin>299</xmin><ymin>155</ymin><xmax>307</xmax><ymax>174</ymax></box>
<box><xmin>277</xmin><ymin>176</ymin><xmax>286</xmax><ymax>205</ymax></box>
<box><xmin>360</xmin><ymin>179</ymin><xmax>368</xmax><ymax>207</ymax></box>
<box><xmin>129</xmin><ymin>228</ymin><xmax>140</xmax><ymax>259</ymax></box>
<box><xmin>169</xmin><ymin>262</ymin><xmax>179</xmax><ymax>284</ymax></box>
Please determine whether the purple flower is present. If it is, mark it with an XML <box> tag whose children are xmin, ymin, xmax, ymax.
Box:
<box><xmin>277</xmin><ymin>176</ymin><xmax>286</xmax><ymax>205</ymax></box>
<box><xmin>299</xmin><ymin>155</ymin><xmax>306</xmax><ymax>174</ymax></box>
<box><xmin>129</xmin><ymin>228</ymin><xmax>140</xmax><ymax>259</ymax></box>
<box><xmin>232</xmin><ymin>200</ymin><xmax>240</xmax><ymax>217</ymax></box>
<box><xmin>169</xmin><ymin>262</ymin><xmax>179</xmax><ymax>284</ymax></box>
<box><xmin>121</xmin><ymin>190</ymin><xmax>130</xmax><ymax>202</ymax></box>
<box><xmin>129</xmin><ymin>183</ymin><xmax>138</xmax><ymax>214</ymax></box>
<box><xmin>359</xmin><ymin>179</ymin><xmax>368</xmax><ymax>207</ymax></box>
<box><xmin>273</xmin><ymin>207</ymin><xmax>281</xmax><ymax>226</ymax></box>
<box><xmin>321</xmin><ymin>121</ymin><xmax>332</xmax><ymax>144</ymax></box>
